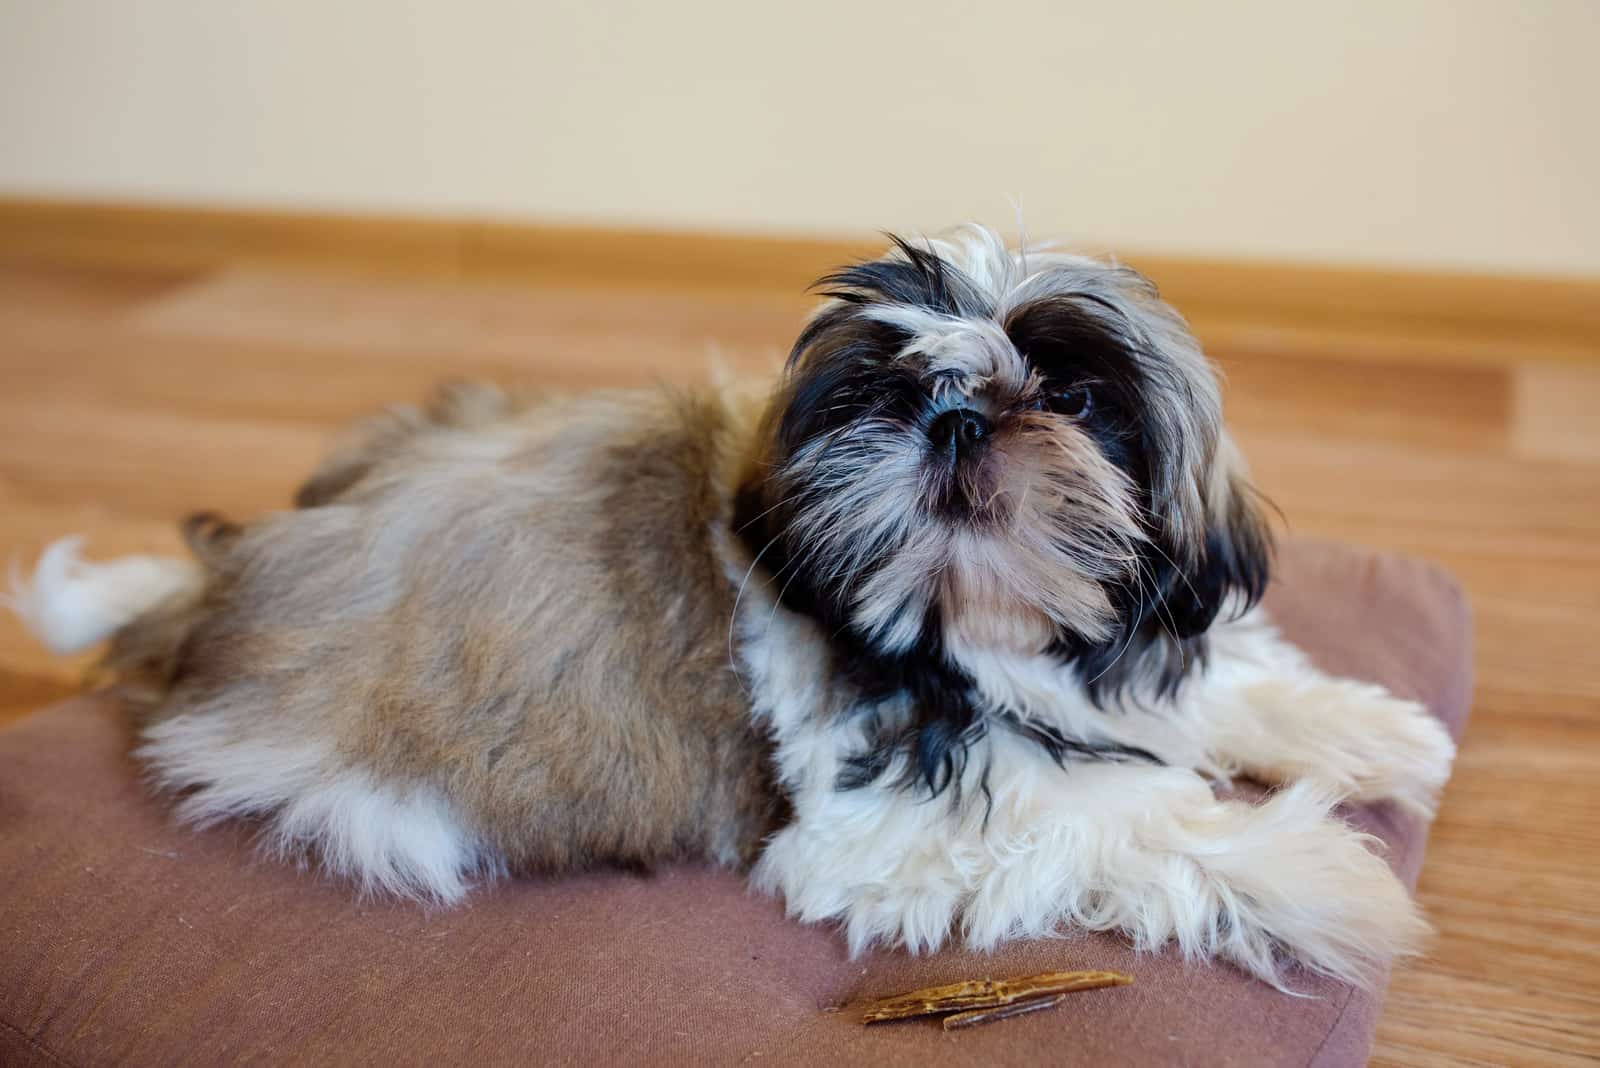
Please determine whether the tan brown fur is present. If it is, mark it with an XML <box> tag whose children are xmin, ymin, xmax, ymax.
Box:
<box><xmin>107</xmin><ymin>381</ymin><xmax>784</xmax><ymax>873</ymax></box>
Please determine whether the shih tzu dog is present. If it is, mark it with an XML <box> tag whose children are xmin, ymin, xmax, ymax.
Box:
<box><xmin>11</xmin><ymin>226</ymin><xmax>1455</xmax><ymax>990</ymax></box>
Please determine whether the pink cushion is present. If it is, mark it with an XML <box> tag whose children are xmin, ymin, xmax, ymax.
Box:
<box><xmin>0</xmin><ymin>538</ymin><xmax>1471</xmax><ymax>1067</ymax></box>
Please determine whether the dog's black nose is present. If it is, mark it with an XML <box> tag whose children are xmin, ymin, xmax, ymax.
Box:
<box><xmin>928</xmin><ymin>408</ymin><xmax>991</xmax><ymax>458</ymax></box>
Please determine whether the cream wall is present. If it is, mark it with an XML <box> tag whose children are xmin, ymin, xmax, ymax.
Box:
<box><xmin>2</xmin><ymin>1</ymin><xmax>1596</xmax><ymax>276</ymax></box>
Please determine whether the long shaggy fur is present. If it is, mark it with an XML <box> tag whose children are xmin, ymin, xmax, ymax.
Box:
<box><xmin>11</xmin><ymin>227</ymin><xmax>1454</xmax><ymax>990</ymax></box>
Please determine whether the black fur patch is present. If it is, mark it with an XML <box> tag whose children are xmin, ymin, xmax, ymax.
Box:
<box><xmin>1053</xmin><ymin>473</ymin><xmax>1274</xmax><ymax>702</ymax></box>
<box><xmin>813</xmin><ymin>235</ymin><xmax>994</xmax><ymax>320</ymax></box>
<box><xmin>1003</xmin><ymin>294</ymin><xmax>1165</xmax><ymax>475</ymax></box>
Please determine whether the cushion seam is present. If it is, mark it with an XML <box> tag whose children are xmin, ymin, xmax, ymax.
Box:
<box><xmin>1304</xmin><ymin>984</ymin><xmax>1360</xmax><ymax>1068</ymax></box>
<box><xmin>0</xmin><ymin>1016</ymin><xmax>78</xmax><ymax>1068</ymax></box>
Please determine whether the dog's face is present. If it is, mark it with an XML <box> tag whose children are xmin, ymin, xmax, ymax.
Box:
<box><xmin>742</xmin><ymin>227</ymin><xmax>1270</xmax><ymax>700</ymax></box>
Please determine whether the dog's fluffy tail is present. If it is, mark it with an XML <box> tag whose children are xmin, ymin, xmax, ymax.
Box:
<box><xmin>6</xmin><ymin>536</ymin><xmax>203</xmax><ymax>656</ymax></box>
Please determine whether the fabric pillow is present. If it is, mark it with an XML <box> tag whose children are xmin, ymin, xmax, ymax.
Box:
<box><xmin>0</xmin><ymin>538</ymin><xmax>1471</xmax><ymax>1067</ymax></box>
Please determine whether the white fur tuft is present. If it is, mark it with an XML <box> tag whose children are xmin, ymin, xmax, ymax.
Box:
<box><xmin>753</xmin><ymin>741</ymin><xmax>1429</xmax><ymax>991</ymax></box>
<box><xmin>5</xmin><ymin>537</ymin><xmax>200</xmax><ymax>655</ymax></box>
<box><xmin>139</xmin><ymin>712</ymin><xmax>499</xmax><ymax>902</ymax></box>
<box><xmin>729</xmin><ymin>562</ymin><xmax>1452</xmax><ymax>991</ymax></box>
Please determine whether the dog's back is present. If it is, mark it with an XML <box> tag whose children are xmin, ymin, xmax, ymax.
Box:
<box><xmin>15</xmin><ymin>382</ymin><xmax>783</xmax><ymax>900</ymax></box>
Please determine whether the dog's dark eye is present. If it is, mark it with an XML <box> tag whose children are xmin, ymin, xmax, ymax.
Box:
<box><xmin>1048</xmin><ymin>385</ymin><xmax>1093</xmax><ymax>419</ymax></box>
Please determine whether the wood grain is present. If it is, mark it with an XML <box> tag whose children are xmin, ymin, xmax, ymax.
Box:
<box><xmin>0</xmin><ymin>228</ymin><xmax>1595</xmax><ymax>1066</ymax></box>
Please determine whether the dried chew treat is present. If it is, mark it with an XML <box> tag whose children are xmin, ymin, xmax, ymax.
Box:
<box><xmin>858</xmin><ymin>969</ymin><xmax>1134</xmax><ymax>1024</ymax></box>
<box><xmin>942</xmin><ymin>993</ymin><xmax>1069</xmax><ymax>1031</ymax></box>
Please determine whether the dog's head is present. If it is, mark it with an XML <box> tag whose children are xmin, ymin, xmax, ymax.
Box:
<box><xmin>740</xmin><ymin>226</ymin><xmax>1271</xmax><ymax>706</ymax></box>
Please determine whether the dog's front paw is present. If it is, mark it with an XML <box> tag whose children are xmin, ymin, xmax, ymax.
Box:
<box><xmin>1350</xmin><ymin>692</ymin><xmax>1457</xmax><ymax>817</ymax></box>
<box><xmin>752</xmin><ymin>823</ymin><xmax>968</xmax><ymax>957</ymax></box>
<box><xmin>1236</xmin><ymin>680</ymin><xmax>1457</xmax><ymax>818</ymax></box>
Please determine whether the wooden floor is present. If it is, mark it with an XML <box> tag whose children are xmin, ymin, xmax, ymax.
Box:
<box><xmin>0</xmin><ymin>248</ymin><xmax>1596</xmax><ymax>1066</ymax></box>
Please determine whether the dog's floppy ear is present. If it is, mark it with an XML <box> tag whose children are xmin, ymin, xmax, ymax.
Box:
<box><xmin>1159</xmin><ymin>433</ymin><xmax>1273</xmax><ymax>639</ymax></box>
<box><xmin>1070</xmin><ymin>432</ymin><xmax>1273</xmax><ymax>700</ymax></box>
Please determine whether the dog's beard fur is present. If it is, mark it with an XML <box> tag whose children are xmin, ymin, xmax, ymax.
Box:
<box><xmin>736</xmin><ymin>227</ymin><xmax>1272</xmax><ymax>797</ymax></box>
<box><xmin>9</xmin><ymin>226</ymin><xmax>1451</xmax><ymax>991</ymax></box>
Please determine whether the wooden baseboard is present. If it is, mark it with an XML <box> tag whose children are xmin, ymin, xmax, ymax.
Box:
<box><xmin>0</xmin><ymin>197</ymin><xmax>885</xmax><ymax>289</ymax></box>
<box><xmin>3</xmin><ymin>196</ymin><xmax>1596</xmax><ymax>364</ymax></box>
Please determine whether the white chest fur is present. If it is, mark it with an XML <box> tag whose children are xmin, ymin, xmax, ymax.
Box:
<box><xmin>731</xmin><ymin>578</ymin><xmax>1455</xmax><ymax>990</ymax></box>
